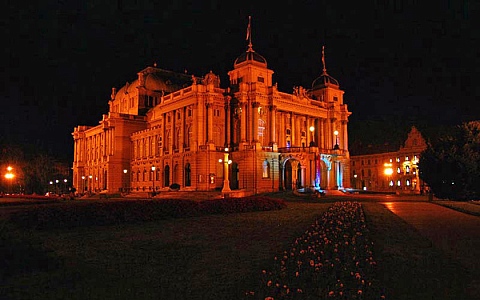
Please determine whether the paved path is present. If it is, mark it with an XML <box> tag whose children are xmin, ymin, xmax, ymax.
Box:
<box><xmin>381</xmin><ymin>201</ymin><xmax>480</xmax><ymax>298</ymax></box>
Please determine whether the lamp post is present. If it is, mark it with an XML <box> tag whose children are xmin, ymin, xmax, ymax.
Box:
<box><xmin>49</xmin><ymin>181</ymin><xmax>53</xmax><ymax>195</ymax></box>
<box><xmin>81</xmin><ymin>176</ymin><xmax>85</xmax><ymax>194</ymax></box>
<box><xmin>5</xmin><ymin>166</ymin><xmax>15</xmax><ymax>194</ymax></box>
<box><xmin>123</xmin><ymin>169</ymin><xmax>128</xmax><ymax>193</ymax></box>
<box><xmin>333</xmin><ymin>130</ymin><xmax>339</xmax><ymax>150</ymax></box>
<box><xmin>55</xmin><ymin>179</ymin><xmax>59</xmax><ymax>195</ymax></box>
<box><xmin>384</xmin><ymin>163</ymin><xmax>393</xmax><ymax>191</ymax></box>
<box><xmin>309</xmin><ymin>125</ymin><xmax>315</xmax><ymax>146</ymax></box>
<box><xmin>151</xmin><ymin>166</ymin><xmax>156</xmax><ymax>197</ymax></box>
<box><xmin>222</xmin><ymin>148</ymin><xmax>231</xmax><ymax>193</ymax></box>
<box><xmin>88</xmin><ymin>175</ymin><xmax>92</xmax><ymax>193</ymax></box>
<box><xmin>64</xmin><ymin>179</ymin><xmax>68</xmax><ymax>194</ymax></box>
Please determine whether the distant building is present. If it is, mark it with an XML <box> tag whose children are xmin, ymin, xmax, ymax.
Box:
<box><xmin>350</xmin><ymin>126</ymin><xmax>427</xmax><ymax>194</ymax></box>
<box><xmin>72</xmin><ymin>26</ymin><xmax>351</xmax><ymax>196</ymax></box>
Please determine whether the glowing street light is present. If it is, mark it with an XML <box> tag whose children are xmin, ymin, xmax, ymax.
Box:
<box><xmin>123</xmin><ymin>169</ymin><xmax>128</xmax><ymax>193</ymax></box>
<box><xmin>222</xmin><ymin>148</ymin><xmax>231</xmax><ymax>193</ymax></box>
<box><xmin>384</xmin><ymin>163</ymin><xmax>394</xmax><ymax>190</ymax></box>
<box><xmin>5</xmin><ymin>166</ymin><xmax>15</xmax><ymax>194</ymax></box>
<box><xmin>309</xmin><ymin>125</ymin><xmax>316</xmax><ymax>146</ymax></box>
<box><xmin>333</xmin><ymin>130</ymin><xmax>339</xmax><ymax>150</ymax></box>
<box><xmin>151</xmin><ymin>166</ymin><xmax>156</xmax><ymax>196</ymax></box>
<box><xmin>81</xmin><ymin>176</ymin><xmax>85</xmax><ymax>193</ymax></box>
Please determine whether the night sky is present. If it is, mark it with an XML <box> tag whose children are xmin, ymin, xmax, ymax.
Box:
<box><xmin>2</xmin><ymin>1</ymin><xmax>479</xmax><ymax>161</ymax></box>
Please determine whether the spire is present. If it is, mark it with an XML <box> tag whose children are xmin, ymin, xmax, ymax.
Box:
<box><xmin>321</xmin><ymin>45</ymin><xmax>327</xmax><ymax>74</ymax></box>
<box><xmin>246</xmin><ymin>16</ymin><xmax>253</xmax><ymax>51</ymax></box>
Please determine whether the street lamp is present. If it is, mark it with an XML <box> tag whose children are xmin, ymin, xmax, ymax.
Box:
<box><xmin>88</xmin><ymin>175</ymin><xmax>92</xmax><ymax>193</ymax></box>
<box><xmin>309</xmin><ymin>125</ymin><xmax>316</xmax><ymax>146</ymax></box>
<box><xmin>151</xmin><ymin>166</ymin><xmax>156</xmax><ymax>196</ymax></box>
<box><xmin>81</xmin><ymin>176</ymin><xmax>85</xmax><ymax>193</ymax></box>
<box><xmin>64</xmin><ymin>179</ymin><xmax>68</xmax><ymax>194</ymax></box>
<box><xmin>384</xmin><ymin>163</ymin><xmax>393</xmax><ymax>191</ymax></box>
<box><xmin>222</xmin><ymin>148</ymin><xmax>231</xmax><ymax>193</ymax></box>
<box><xmin>333</xmin><ymin>130</ymin><xmax>339</xmax><ymax>150</ymax></box>
<box><xmin>123</xmin><ymin>169</ymin><xmax>128</xmax><ymax>193</ymax></box>
<box><xmin>4</xmin><ymin>166</ymin><xmax>15</xmax><ymax>194</ymax></box>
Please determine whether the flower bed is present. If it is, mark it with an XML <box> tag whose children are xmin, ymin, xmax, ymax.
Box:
<box><xmin>246</xmin><ymin>201</ymin><xmax>386</xmax><ymax>299</ymax></box>
<box><xmin>7</xmin><ymin>196</ymin><xmax>286</xmax><ymax>230</ymax></box>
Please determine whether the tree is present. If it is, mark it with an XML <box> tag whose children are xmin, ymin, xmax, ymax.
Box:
<box><xmin>419</xmin><ymin>121</ymin><xmax>480</xmax><ymax>200</ymax></box>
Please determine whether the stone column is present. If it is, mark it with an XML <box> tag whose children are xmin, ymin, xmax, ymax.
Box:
<box><xmin>206</xmin><ymin>103</ymin><xmax>213</xmax><ymax>143</ymax></box>
<box><xmin>224</xmin><ymin>97</ymin><xmax>230</xmax><ymax>147</ymax></box>
<box><xmin>269</xmin><ymin>105</ymin><xmax>277</xmax><ymax>145</ymax></box>
<box><xmin>240</xmin><ymin>102</ymin><xmax>247</xmax><ymax>142</ymax></box>
<box><xmin>342</xmin><ymin>121</ymin><xmax>348</xmax><ymax>151</ymax></box>
<box><xmin>252</xmin><ymin>102</ymin><xmax>260</xmax><ymax>142</ymax></box>
<box><xmin>291</xmin><ymin>113</ymin><xmax>295</xmax><ymax>146</ymax></box>
<box><xmin>279</xmin><ymin>112</ymin><xmax>285</xmax><ymax>147</ymax></box>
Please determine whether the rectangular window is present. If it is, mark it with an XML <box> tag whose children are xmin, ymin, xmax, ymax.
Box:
<box><xmin>257</xmin><ymin>77</ymin><xmax>264</xmax><ymax>83</ymax></box>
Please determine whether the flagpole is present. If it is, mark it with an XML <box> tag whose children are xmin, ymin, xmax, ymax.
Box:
<box><xmin>246</xmin><ymin>16</ymin><xmax>252</xmax><ymax>49</ymax></box>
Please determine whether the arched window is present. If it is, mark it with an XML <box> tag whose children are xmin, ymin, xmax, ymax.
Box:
<box><xmin>262</xmin><ymin>160</ymin><xmax>270</xmax><ymax>178</ymax></box>
<box><xmin>186</xmin><ymin>126</ymin><xmax>192</xmax><ymax>148</ymax></box>
<box><xmin>164</xmin><ymin>165</ymin><xmax>170</xmax><ymax>187</ymax></box>
<box><xmin>185</xmin><ymin>163</ymin><xmax>191</xmax><ymax>186</ymax></box>
<box><xmin>175</xmin><ymin>128</ymin><xmax>181</xmax><ymax>150</ymax></box>
<box><xmin>258</xmin><ymin>118</ymin><xmax>265</xmax><ymax>144</ymax></box>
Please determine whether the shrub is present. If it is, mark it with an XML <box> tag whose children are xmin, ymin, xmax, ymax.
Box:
<box><xmin>169</xmin><ymin>183</ymin><xmax>181</xmax><ymax>191</ymax></box>
<box><xmin>7</xmin><ymin>196</ymin><xmax>286</xmax><ymax>230</ymax></box>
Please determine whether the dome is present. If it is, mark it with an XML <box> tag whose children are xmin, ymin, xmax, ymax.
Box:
<box><xmin>114</xmin><ymin>79</ymin><xmax>139</xmax><ymax>102</ymax></box>
<box><xmin>311</xmin><ymin>72</ymin><xmax>339</xmax><ymax>90</ymax></box>
<box><xmin>144</xmin><ymin>72</ymin><xmax>169</xmax><ymax>91</ymax></box>
<box><xmin>234</xmin><ymin>48</ymin><xmax>267</xmax><ymax>67</ymax></box>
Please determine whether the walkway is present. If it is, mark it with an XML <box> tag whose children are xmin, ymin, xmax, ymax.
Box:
<box><xmin>382</xmin><ymin>201</ymin><xmax>480</xmax><ymax>299</ymax></box>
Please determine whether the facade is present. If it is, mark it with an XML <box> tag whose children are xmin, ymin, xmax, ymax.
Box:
<box><xmin>350</xmin><ymin>126</ymin><xmax>427</xmax><ymax>194</ymax></box>
<box><xmin>72</xmin><ymin>37</ymin><xmax>352</xmax><ymax>196</ymax></box>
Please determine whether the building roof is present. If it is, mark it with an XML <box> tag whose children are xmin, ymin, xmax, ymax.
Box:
<box><xmin>234</xmin><ymin>46</ymin><xmax>267</xmax><ymax>68</ymax></box>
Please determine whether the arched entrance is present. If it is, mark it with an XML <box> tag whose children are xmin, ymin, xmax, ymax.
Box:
<box><xmin>283</xmin><ymin>159</ymin><xmax>302</xmax><ymax>190</ymax></box>
<box><xmin>173</xmin><ymin>163</ymin><xmax>181</xmax><ymax>185</ymax></box>
<box><xmin>319</xmin><ymin>159</ymin><xmax>328</xmax><ymax>189</ymax></box>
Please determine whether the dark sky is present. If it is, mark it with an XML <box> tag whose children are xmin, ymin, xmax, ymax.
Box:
<box><xmin>2</xmin><ymin>0</ymin><xmax>479</xmax><ymax>161</ymax></box>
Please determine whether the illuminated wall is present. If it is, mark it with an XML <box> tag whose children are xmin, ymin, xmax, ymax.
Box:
<box><xmin>350</xmin><ymin>127</ymin><xmax>427</xmax><ymax>194</ymax></box>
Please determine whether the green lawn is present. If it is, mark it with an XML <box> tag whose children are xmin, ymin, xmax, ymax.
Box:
<box><xmin>0</xmin><ymin>198</ymin><xmax>473</xmax><ymax>300</ymax></box>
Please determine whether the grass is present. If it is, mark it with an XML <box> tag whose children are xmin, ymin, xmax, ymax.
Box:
<box><xmin>0</xmin><ymin>197</ymin><xmax>475</xmax><ymax>300</ymax></box>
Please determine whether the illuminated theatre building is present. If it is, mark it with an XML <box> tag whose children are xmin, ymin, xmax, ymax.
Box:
<box><xmin>72</xmin><ymin>40</ymin><xmax>351</xmax><ymax>196</ymax></box>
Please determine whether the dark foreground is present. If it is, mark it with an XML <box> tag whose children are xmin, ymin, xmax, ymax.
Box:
<box><xmin>0</xmin><ymin>193</ymin><xmax>478</xmax><ymax>299</ymax></box>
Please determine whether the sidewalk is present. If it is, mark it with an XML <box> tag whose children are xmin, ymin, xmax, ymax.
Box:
<box><xmin>381</xmin><ymin>201</ymin><xmax>480</xmax><ymax>299</ymax></box>
<box><xmin>432</xmin><ymin>200</ymin><xmax>480</xmax><ymax>216</ymax></box>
